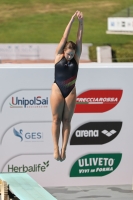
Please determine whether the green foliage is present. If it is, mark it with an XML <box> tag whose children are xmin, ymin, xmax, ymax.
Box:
<box><xmin>89</xmin><ymin>43</ymin><xmax>133</xmax><ymax>62</ymax></box>
<box><xmin>89</xmin><ymin>45</ymin><xmax>97</xmax><ymax>62</ymax></box>
<box><xmin>112</xmin><ymin>43</ymin><xmax>133</xmax><ymax>62</ymax></box>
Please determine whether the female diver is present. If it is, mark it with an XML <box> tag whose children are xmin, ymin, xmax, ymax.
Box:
<box><xmin>50</xmin><ymin>10</ymin><xmax>83</xmax><ymax>161</ymax></box>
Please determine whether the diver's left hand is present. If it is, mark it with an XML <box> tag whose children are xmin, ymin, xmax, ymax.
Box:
<box><xmin>77</xmin><ymin>11</ymin><xmax>83</xmax><ymax>22</ymax></box>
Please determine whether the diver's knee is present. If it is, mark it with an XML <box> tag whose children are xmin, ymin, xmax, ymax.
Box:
<box><xmin>62</xmin><ymin>118</ymin><xmax>71</xmax><ymax>125</ymax></box>
<box><xmin>52</xmin><ymin>116</ymin><xmax>62</xmax><ymax>125</ymax></box>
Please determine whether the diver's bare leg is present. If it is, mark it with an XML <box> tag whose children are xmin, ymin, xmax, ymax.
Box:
<box><xmin>61</xmin><ymin>87</ymin><xmax>76</xmax><ymax>161</ymax></box>
<box><xmin>50</xmin><ymin>83</ymin><xmax>64</xmax><ymax>160</ymax></box>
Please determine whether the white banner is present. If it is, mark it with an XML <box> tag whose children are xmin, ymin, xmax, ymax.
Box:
<box><xmin>0</xmin><ymin>63</ymin><xmax>133</xmax><ymax>187</ymax></box>
<box><xmin>108</xmin><ymin>17</ymin><xmax>133</xmax><ymax>31</ymax></box>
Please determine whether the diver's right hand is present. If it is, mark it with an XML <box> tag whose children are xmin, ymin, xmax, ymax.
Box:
<box><xmin>71</xmin><ymin>11</ymin><xmax>79</xmax><ymax>22</ymax></box>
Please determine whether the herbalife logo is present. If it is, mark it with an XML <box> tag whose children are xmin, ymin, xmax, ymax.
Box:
<box><xmin>8</xmin><ymin>161</ymin><xmax>49</xmax><ymax>172</ymax></box>
<box><xmin>13</xmin><ymin>128</ymin><xmax>44</xmax><ymax>142</ymax></box>
<box><xmin>75</xmin><ymin>90</ymin><xmax>123</xmax><ymax>113</ymax></box>
<box><xmin>70</xmin><ymin>122</ymin><xmax>122</xmax><ymax>145</ymax></box>
<box><xmin>70</xmin><ymin>153</ymin><xmax>122</xmax><ymax>177</ymax></box>
<box><xmin>10</xmin><ymin>96</ymin><xmax>48</xmax><ymax>108</ymax></box>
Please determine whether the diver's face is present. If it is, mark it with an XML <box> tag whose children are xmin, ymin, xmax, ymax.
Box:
<box><xmin>64</xmin><ymin>49</ymin><xmax>75</xmax><ymax>61</ymax></box>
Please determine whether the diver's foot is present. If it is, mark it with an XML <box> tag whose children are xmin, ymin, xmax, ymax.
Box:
<box><xmin>53</xmin><ymin>147</ymin><xmax>60</xmax><ymax>161</ymax></box>
<box><xmin>60</xmin><ymin>148</ymin><xmax>66</xmax><ymax>161</ymax></box>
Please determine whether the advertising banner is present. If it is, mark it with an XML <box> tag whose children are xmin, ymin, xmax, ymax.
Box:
<box><xmin>108</xmin><ymin>17</ymin><xmax>133</xmax><ymax>32</ymax></box>
<box><xmin>0</xmin><ymin>63</ymin><xmax>133</xmax><ymax>187</ymax></box>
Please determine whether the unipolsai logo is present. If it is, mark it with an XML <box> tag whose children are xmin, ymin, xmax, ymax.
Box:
<box><xmin>70</xmin><ymin>153</ymin><xmax>122</xmax><ymax>177</ymax></box>
<box><xmin>13</xmin><ymin>128</ymin><xmax>44</xmax><ymax>142</ymax></box>
<box><xmin>70</xmin><ymin>122</ymin><xmax>122</xmax><ymax>145</ymax></box>
<box><xmin>8</xmin><ymin>161</ymin><xmax>49</xmax><ymax>173</ymax></box>
<box><xmin>75</xmin><ymin>90</ymin><xmax>123</xmax><ymax>113</ymax></box>
<box><xmin>10</xmin><ymin>96</ymin><xmax>48</xmax><ymax>108</ymax></box>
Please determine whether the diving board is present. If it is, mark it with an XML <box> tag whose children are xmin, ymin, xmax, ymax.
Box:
<box><xmin>0</xmin><ymin>173</ymin><xmax>57</xmax><ymax>200</ymax></box>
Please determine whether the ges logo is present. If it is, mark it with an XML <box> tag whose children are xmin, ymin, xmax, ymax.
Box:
<box><xmin>13</xmin><ymin>128</ymin><xmax>43</xmax><ymax>142</ymax></box>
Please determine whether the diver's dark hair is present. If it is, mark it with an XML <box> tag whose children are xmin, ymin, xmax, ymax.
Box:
<box><xmin>64</xmin><ymin>41</ymin><xmax>76</xmax><ymax>51</ymax></box>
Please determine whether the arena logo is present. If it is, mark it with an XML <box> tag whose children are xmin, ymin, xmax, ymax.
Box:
<box><xmin>74</xmin><ymin>90</ymin><xmax>123</xmax><ymax>113</ymax></box>
<box><xmin>70</xmin><ymin>153</ymin><xmax>122</xmax><ymax>177</ymax></box>
<box><xmin>8</xmin><ymin>161</ymin><xmax>49</xmax><ymax>173</ymax></box>
<box><xmin>70</xmin><ymin>122</ymin><xmax>122</xmax><ymax>145</ymax></box>
<box><xmin>10</xmin><ymin>96</ymin><xmax>48</xmax><ymax>108</ymax></box>
<box><xmin>13</xmin><ymin>128</ymin><xmax>44</xmax><ymax>142</ymax></box>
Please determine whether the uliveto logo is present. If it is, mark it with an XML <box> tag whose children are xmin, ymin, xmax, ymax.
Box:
<box><xmin>70</xmin><ymin>122</ymin><xmax>122</xmax><ymax>145</ymax></box>
<box><xmin>75</xmin><ymin>90</ymin><xmax>123</xmax><ymax>113</ymax></box>
<box><xmin>13</xmin><ymin>128</ymin><xmax>44</xmax><ymax>142</ymax></box>
<box><xmin>10</xmin><ymin>96</ymin><xmax>48</xmax><ymax>108</ymax></box>
<box><xmin>70</xmin><ymin>153</ymin><xmax>122</xmax><ymax>177</ymax></box>
<box><xmin>8</xmin><ymin>161</ymin><xmax>49</xmax><ymax>172</ymax></box>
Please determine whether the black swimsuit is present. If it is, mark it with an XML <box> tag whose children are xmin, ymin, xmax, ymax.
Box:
<box><xmin>54</xmin><ymin>57</ymin><xmax>78</xmax><ymax>98</ymax></box>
